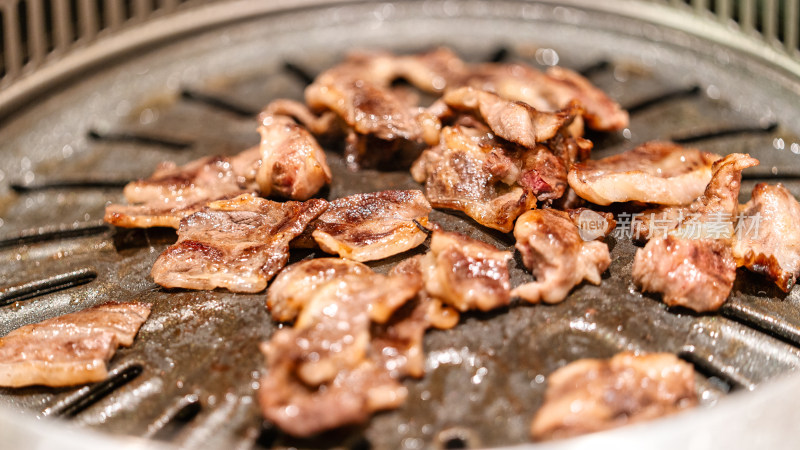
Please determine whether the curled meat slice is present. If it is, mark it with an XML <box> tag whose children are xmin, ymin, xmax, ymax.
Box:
<box><xmin>0</xmin><ymin>302</ymin><xmax>151</xmax><ymax>387</ymax></box>
<box><xmin>733</xmin><ymin>183</ymin><xmax>800</xmax><ymax>292</ymax></box>
<box><xmin>305</xmin><ymin>61</ymin><xmax>425</xmax><ymax>142</ymax></box>
<box><xmin>467</xmin><ymin>63</ymin><xmax>628</xmax><ymax>131</ymax></box>
<box><xmin>512</xmin><ymin>209</ymin><xmax>611</xmax><ymax>304</ymax></box>
<box><xmin>441</xmin><ymin>87</ymin><xmax>579</xmax><ymax>149</ymax></box>
<box><xmin>151</xmin><ymin>194</ymin><xmax>327</xmax><ymax>293</ymax></box>
<box><xmin>412</xmin><ymin>125</ymin><xmax>565</xmax><ymax>232</ymax></box>
<box><xmin>311</xmin><ymin>190</ymin><xmax>432</xmax><ymax>262</ymax></box>
<box><xmin>256</xmin><ymin>114</ymin><xmax>332</xmax><ymax>200</ymax></box>
<box><xmin>531</xmin><ymin>352</ymin><xmax>696</xmax><ymax>441</ymax></box>
<box><xmin>568</xmin><ymin>141</ymin><xmax>721</xmax><ymax>206</ymax></box>
<box><xmin>267</xmin><ymin>258</ymin><xmax>371</xmax><ymax>322</ymax></box>
<box><xmin>634</xmin><ymin>153</ymin><xmax>759</xmax><ymax>241</ymax></box>
<box><xmin>418</xmin><ymin>230</ymin><xmax>512</xmax><ymax>312</ymax></box>
<box><xmin>259</xmin><ymin>261</ymin><xmax>423</xmax><ymax>437</ymax></box>
<box><xmin>633</xmin><ymin>235</ymin><xmax>736</xmax><ymax>312</ymax></box>
<box><xmin>104</xmin><ymin>151</ymin><xmax>259</xmax><ymax>229</ymax></box>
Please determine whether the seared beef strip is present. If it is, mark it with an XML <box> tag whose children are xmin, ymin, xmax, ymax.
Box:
<box><xmin>0</xmin><ymin>302</ymin><xmax>151</xmax><ymax>388</ymax></box>
<box><xmin>733</xmin><ymin>183</ymin><xmax>800</xmax><ymax>292</ymax></box>
<box><xmin>259</xmin><ymin>259</ymin><xmax>424</xmax><ymax>437</ymax></box>
<box><xmin>310</xmin><ymin>190</ymin><xmax>432</xmax><ymax>262</ymax></box>
<box><xmin>151</xmin><ymin>194</ymin><xmax>327</xmax><ymax>293</ymax></box>
<box><xmin>104</xmin><ymin>150</ymin><xmax>260</xmax><ymax>229</ymax></box>
<box><xmin>411</xmin><ymin>124</ymin><xmax>565</xmax><ymax>232</ymax></box>
<box><xmin>531</xmin><ymin>352</ymin><xmax>696</xmax><ymax>441</ymax></box>
<box><xmin>256</xmin><ymin>114</ymin><xmax>332</xmax><ymax>200</ymax></box>
<box><xmin>418</xmin><ymin>230</ymin><xmax>512</xmax><ymax>312</ymax></box>
<box><xmin>568</xmin><ymin>141</ymin><xmax>721</xmax><ymax>206</ymax></box>
<box><xmin>512</xmin><ymin>209</ymin><xmax>611</xmax><ymax>304</ymax></box>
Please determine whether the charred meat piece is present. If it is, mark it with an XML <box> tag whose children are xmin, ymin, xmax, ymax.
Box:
<box><xmin>418</xmin><ymin>230</ymin><xmax>512</xmax><ymax>312</ymax></box>
<box><xmin>733</xmin><ymin>183</ymin><xmax>800</xmax><ymax>292</ymax></box>
<box><xmin>256</xmin><ymin>114</ymin><xmax>332</xmax><ymax>200</ymax></box>
<box><xmin>259</xmin><ymin>260</ymin><xmax>423</xmax><ymax>437</ymax></box>
<box><xmin>310</xmin><ymin>190</ymin><xmax>432</xmax><ymax>262</ymax></box>
<box><xmin>512</xmin><ymin>209</ymin><xmax>611</xmax><ymax>304</ymax></box>
<box><xmin>531</xmin><ymin>352</ymin><xmax>696</xmax><ymax>441</ymax></box>
<box><xmin>151</xmin><ymin>194</ymin><xmax>327</xmax><ymax>293</ymax></box>
<box><xmin>568</xmin><ymin>141</ymin><xmax>721</xmax><ymax>206</ymax></box>
<box><xmin>104</xmin><ymin>151</ymin><xmax>260</xmax><ymax>229</ymax></box>
<box><xmin>633</xmin><ymin>235</ymin><xmax>737</xmax><ymax>312</ymax></box>
<box><xmin>260</xmin><ymin>99</ymin><xmax>341</xmax><ymax>136</ymax></box>
<box><xmin>467</xmin><ymin>63</ymin><xmax>629</xmax><ymax>131</ymax></box>
<box><xmin>411</xmin><ymin>124</ymin><xmax>566</xmax><ymax>232</ymax></box>
<box><xmin>634</xmin><ymin>153</ymin><xmax>759</xmax><ymax>242</ymax></box>
<box><xmin>441</xmin><ymin>87</ymin><xmax>580</xmax><ymax>149</ymax></box>
<box><xmin>0</xmin><ymin>302</ymin><xmax>151</xmax><ymax>388</ymax></box>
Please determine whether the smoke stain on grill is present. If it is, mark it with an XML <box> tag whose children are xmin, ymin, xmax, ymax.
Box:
<box><xmin>0</xmin><ymin>268</ymin><xmax>97</xmax><ymax>306</ymax></box>
<box><xmin>0</xmin><ymin>222</ymin><xmax>110</xmax><ymax>249</ymax></box>
<box><xmin>283</xmin><ymin>61</ymin><xmax>316</xmax><ymax>86</ymax></box>
<box><xmin>87</xmin><ymin>129</ymin><xmax>193</xmax><ymax>150</ymax></box>
<box><xmin>625</xmin><ymin>85</ymin><xmax>701</xmax><ymax>114</ymax></box>
<box><xmin>671</xmin><ymin>122</ymin><xmax>779</xmax><ymax>144</ymax></box>
<box><xmin>180</xmin><ymin>88</ymin><xmax>258</xmax><ymax>117</ymax></box>
<box><xmin>52</xmin><ymin>364</ymin><xmax>144</xmax><ymax>418</ymax></box>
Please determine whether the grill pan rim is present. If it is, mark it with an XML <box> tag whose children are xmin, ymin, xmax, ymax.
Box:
<box><xmin>1</xmin><ymin>0</ymin><xmax>800</xmax><ymax>449</ymax></box>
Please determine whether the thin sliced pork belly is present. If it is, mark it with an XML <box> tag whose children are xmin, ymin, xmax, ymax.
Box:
<box><xmin>259</xmin><ymin>260</ymin><xmax>424</xmax><ymax>437</ymax></box>
<box><xmin>467</xmin><ymin>63</ymin><xmax>629</xmax><ymax>131</ymax></box>
<box><xmin>531</xmin><ymin>352</ymin><xmax>696</xmax><ymax>441</ymax></box>
<box><xmin>631</xmin><ymin>154</ymin><xmax>758</xmax><ymax>311</ymax></box>
<box><xmin>411</xmin><ymin>124</ymin><xmax>565</xmax><ymax>232</ymax></box>
<box><xmin>151</xmin><ymin>194</ymin><xmax>327</xmax><ymax>293</ymax></box>
<box><xmin>441</xmin><ymin>87</ymin><xmax>579</xmax><ymax>149</ymax></box>
<box><xmin>633</xmin><ymin>235</ymin><xmax>736</xmax><ymax>312</ymax></box>
<box><xmin>0</xmin><ymin>302</ymin><xmax>151</xmax><ymax>388</ymax></box>
<box><xmin>634</xmin><ymin>153</ymin><xmax>759</xmax><ymax>241</ymax></box>
<box><xmin>256</xmin><ymin>114</ymin><xmax>332</xmax><ymax>200</ymax></box>
<box><xmin>267</xmin><ymin>258</ymin><xmax>372</xmax><ymax>322</ymax></box>
<box><xmin>310</xmin><ymin>190</ymin><xmax>432</xmax><ymax>262</ymax></box>
<box><xmin>568</xmin><ymin>141</ymin><xmax>721</xmax><ymax>206</ymax></box>
<box><xmin>104</xmin><ymin>151</ymin><xmax>260</xmax><ymax>229</ymax></box>
<box><xmin>418</xmin><ymin>230</ymin><xmax>512</xmax><ymax>312</ymax></box>
<box><xmin>733</xmin><ymin>183</ymin><xmax>800</xmax><ymax>292</ymax></box>
<box><xmin>512</xmin><ymin>209</ymin><xmax>611</xmax><ymax>304</ymax></box>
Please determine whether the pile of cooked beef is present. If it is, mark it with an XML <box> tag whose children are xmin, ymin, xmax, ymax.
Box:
<box><xmin>6</xmin><ymin>48</ymin><xmax>797</xmax><ymax>443</ymax></box>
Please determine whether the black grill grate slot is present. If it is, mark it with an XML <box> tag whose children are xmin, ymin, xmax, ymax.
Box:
<box><xmin>282</xmin><ymin>61</ymin><xmax>315</xmax><ymax>86</ymax></box>
<box><xmin>625</xmin><ymin>85</ymin><xmax>701</xmax><ymax>114</ymax></box>
<box><xmin>0</xmin><ymin>222</ymin><xmax>109</xmax><ymax>249</ymax></box>
<box><xmin>721</xmin><ymin>302</ymin><xmax>800</xmax><ymax>348</ymax></box>
<box><xmin>54</xmin><ymin>364</ymin><xmax>144</xmax><ymax>418</ymax></box>
<box><xmin>0</xmin><ymin>268</ymin><xmax>97</xmax><ymax>305</ymax></box>
<box><xmin>151</xmin><ymin>397</ymin><xmax>203</xmax><ymax>441</ymax></box>
<box><xmin>10</xmin><ymin>178</ymin><xmax>130</xmax><ymax>192</ymax></box>
<box><xmin>678</xmin><ymin>350</ymin><xmax>755</xmax><ymax>392</ymax></box>
<box><xmin>87</xmin><ymin>128</ymin><xmax>193</xmax><ymax>150</ymax></box>
<box><xmin>180</xmin><ymin>88</ymin><xmax>258</xmax><ymax>117</ymax></box>
<box><xmin>671</xmin><ymin>122</ymin><xmax>779</xmax><ymax>144</ymax></box>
